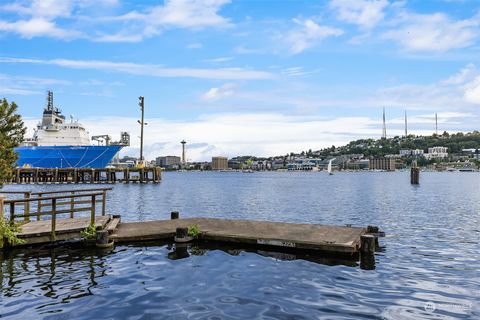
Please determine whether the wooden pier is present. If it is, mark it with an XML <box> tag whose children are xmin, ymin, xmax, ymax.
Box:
<box><xmin>1</xmin><ymin>189</ymin><xmax>381</xmax><ymax>268</ymax></box>
<box><xmin>112</xmin><ymin>218</ymin><xmax>367</xmax><ymax>254</ymax></box>
<box><xmin>10</xmin><ymin>167</ymin><xmax>161</xmax><ymax>184</ymax></box>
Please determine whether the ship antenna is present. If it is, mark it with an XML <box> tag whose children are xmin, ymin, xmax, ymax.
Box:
<box><xmin>382</xmin><ymin>107</ymin><xmax>387</xmax><ymax>139</ymax></box>
<box><xmin>46</xmin><ymin>90</ymin><xmax>54</xmax><ymax>111</ymax></box>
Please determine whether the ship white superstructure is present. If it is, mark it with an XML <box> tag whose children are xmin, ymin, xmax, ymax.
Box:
<box><xmin>22</xmin><ymin>91</ymin><xmax>90</xmax><ymax>147</ymax></box>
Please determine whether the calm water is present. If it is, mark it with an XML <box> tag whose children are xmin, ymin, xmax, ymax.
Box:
<box><xmin>1</xmin><ymin>172</ymin><xmax>479</xmax><ymax>319</ymax></box>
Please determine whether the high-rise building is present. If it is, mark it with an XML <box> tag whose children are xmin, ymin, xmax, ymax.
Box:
<box><xmin>156</xmin><ymin>156</ymin><xmax>181</xmax><ymax>168</ymax></box>
<box><xmin>212</xmin><ymin>156</ymin><xmax>228</xmax><ymax>170</ymax></box>
<box><xmin>369</xmin><ymin>158</ymin><xmax>396</xmax><ymax>171</ymax></box>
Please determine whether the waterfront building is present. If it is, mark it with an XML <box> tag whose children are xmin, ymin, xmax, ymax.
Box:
<box><xmin>399</xmin><ymin>149</ymin><xmax>425</xmax><ymax>157</ymax></box>
<box><xmin>212</xmin><ymin>156</ymin><xmax>229</xmax><ymax>170</ymax></box>
<box><xmin>425</xmin><ymin>146</ymin><xmax>448</xmax><ymax>160</ymax></box>
<box><xmin>156</xmin><ymin>156</ymin><xmax>181</xmax><ymax>169</ymax></box>
<box><xmin>369</xmin><ymin>158</ymin><xmax>396</xmax><ymax>171</ymax></box>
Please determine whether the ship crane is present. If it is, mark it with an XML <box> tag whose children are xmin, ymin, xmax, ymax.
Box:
<box><xmin>92</xmin><ymin>132</ymin><xmax>131</xmax><ymax>146</ymax></box>
<box><xmin>92</xmin><ymin>135</ymin><xmax>111</xmax><ymax>146</ymax></box>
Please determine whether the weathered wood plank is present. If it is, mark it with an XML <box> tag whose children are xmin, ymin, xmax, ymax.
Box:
<box><xmin>112</xmin><ymin>218</ymin><xmax>366</xmax><ymax>254</ymax></box>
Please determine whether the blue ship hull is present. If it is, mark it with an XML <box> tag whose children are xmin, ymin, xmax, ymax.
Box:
<box><xmin>14</xmin><ymin>145</ymin><xmax>122</xmax><ymax>169</ymax></box>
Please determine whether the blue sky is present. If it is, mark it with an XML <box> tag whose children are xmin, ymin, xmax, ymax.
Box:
<box><xmin>1</xmin><ymin>0</ymin><xmax>480</xmax><ymax>161</ymax></box>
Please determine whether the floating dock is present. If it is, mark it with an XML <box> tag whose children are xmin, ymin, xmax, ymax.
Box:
<box><xmin>1</xmin><ymin>189</ymin><xmax>380</xmax><ymax>268</ymax></box>
<box><xmin>10</xmin><ymin>167</ymin><xmax>161</xmax><ymax>184</ymax></box>
<box><xmin>112</xmin><ymin>218</ymin><xmax>367</xmax><ymax>254</ymax></box>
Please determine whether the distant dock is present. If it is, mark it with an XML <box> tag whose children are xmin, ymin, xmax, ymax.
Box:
<box><xmin>10</xmin><ymin>167</ymin><xmax>161</xmax><ymax>184</ymax></box>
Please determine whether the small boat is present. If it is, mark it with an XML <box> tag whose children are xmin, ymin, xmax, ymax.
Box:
<box><xmin>327</xmin><ymin>158</ymin><xmax>335</xmax><ymax>175</ymax></box>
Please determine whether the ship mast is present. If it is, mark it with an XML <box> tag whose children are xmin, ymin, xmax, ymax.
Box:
<box><xmin>46</xmin><ymin>90</ymin><xmax>54</xmax><ymax>111</ymax></box>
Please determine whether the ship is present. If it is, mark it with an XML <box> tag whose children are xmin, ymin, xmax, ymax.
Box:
<box><xmin>15</xmin><ymin>91</ymin><xmax>130</xmax><ymax>169</ymax></box>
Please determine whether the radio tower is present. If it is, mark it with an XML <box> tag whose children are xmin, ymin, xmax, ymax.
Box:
<box><xmin>181</xmin><ymin>140</ymin><xmax>186</xmax><ymax>166</ymax></box>
<box><xmin>404</xmin><ymin>110</ymin><xmax>408</xmax><ymax>137</ymax></box>
<box><xmin>382</xmin><ymin>107</ymin><xmax>387</xmax><ymax>139</ymax></box>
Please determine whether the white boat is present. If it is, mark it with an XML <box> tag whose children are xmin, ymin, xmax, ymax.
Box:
<box><xmin>327</xmin><ymin>158</ymin><xmax>335</xmax><ymax>175</ymax></box>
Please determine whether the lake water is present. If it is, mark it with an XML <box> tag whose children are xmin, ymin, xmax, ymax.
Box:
<box><xmin>1</xmin><ymin>172</ymin><xmax>479</xmax><ymax>319</ymax></box>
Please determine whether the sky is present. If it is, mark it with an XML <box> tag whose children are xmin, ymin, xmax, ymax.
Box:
<box><xmin>1</xmin><ymin>0</ymin><xmax>480</xmax><ymax>161</ymax></box>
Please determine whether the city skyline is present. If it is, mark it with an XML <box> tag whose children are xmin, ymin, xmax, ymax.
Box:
<box><xmin>1</xmin><ymin>0</ymin><xmax>480</xmax><ymax>161</ymax></box>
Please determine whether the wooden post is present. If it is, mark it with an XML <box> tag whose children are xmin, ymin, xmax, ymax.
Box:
<box><xmin>102</xmin><ymin>190</ymin><xmax>106</xmax><ymax>216</ymax></box>
<box><xmin>360</xmin><ymin>234</ymin><xmax>376</xmax><ymax>270</ymax></box>
<box><xmin>0</xmin><ymin>196</ymin><xmax>4</xmax><ymax>249</ymax></box>
<box><xmin>51</xmin><ymin>198</ymin><xmax>57</xmax><ymax>242</ymax></box>
<box><xmin>23</xmin><ymin>192</ymin><xmax>30</xmax><ymax>222</ymax></box>
<box><xmin>174</xmin><ymin>227</ymin><xmax>193</xmax><ymax>243</ymax></box>
<box><xmin>91</xmin><ymin>195</ymin><xmax>96</xmax><ymax>226</ymax></box>
<box><xmin>9</xmin><ymin>202</ymin><xmax>15</xmax><ymax>223</ymax></box>
<box><xmin>171</xmin><ymin>211</ymin><xmax>179</xmax><ymax>220</ymax></box>
<box><xmin>140</xmin><ymin>168</ymin><xmax>145</xmax><ymax>183</ymax></box>
<box><xmin>90</xmin><ymin>169</ymin><xmax>95</xmax><ymax>184</ymax></box>
<box><xmin>54</xmin><ymin>168</ymin><xmax>58</xmax><ymax>184</ymax></box>
<box><xmin>16</xmin><ymin>168</ymin><xmax>20</xmax><ymax>184</ymax></box>
<box><xmin>70</xmin><ymin>191</ymin><xmax>75</xmax><ymax>218</ymax></box>
<box><xmin>410</xmin><ymin>167</ymin><xmax>419</xmax><ymax>184</ymax></box>
<box><xmin>125</xmin><ymin>168</ymin><xmax>130</xmax><ymax>183</ymax></box>
<box><xmin>73</xmin><ymin>168</ymin><xmax>78</xmax><ymax>183</ymax></box>
<box><xmin>96</xmin><ymin>230</ymin><xmax>109</xmax><ymax>245</ymax></box>
<box><xmin>37</xmin><ymin>193</ymin><xmax>42</xmax><ymax>221</ymax></box>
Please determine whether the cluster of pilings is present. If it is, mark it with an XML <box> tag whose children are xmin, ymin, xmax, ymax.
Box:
<box><xmin>11</xmin><ymin>167</ymin><xmax>161</xmax><ymax>184</ymax></box>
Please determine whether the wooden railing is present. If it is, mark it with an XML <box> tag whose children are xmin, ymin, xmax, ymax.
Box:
<box><xmin>1</xmin><ymin>187</ymin><xmax>112</xmax><ymax>242</ymax></box>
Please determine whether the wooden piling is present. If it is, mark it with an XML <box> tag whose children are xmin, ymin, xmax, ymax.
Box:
<box><xmin>0</xmin><ymin>196</ymin><xmax>4</xmax><ymax>249</ymax></box>
<box><xmin>410</xmin><ymin>167</ymin><xmax>419</xmax><ymax>184</ymax></box>
<box><xmin>51</xmin><ymin>198</ymin><xmax>57</xmax><ymax>242</ymax></box>
<box><xmin>360</xmin><ymin>234</ymin><xmax>376</xmax><ymax>270</ymax></box>
<box><xmin>11</xmin><ymin>167</ymin><xmax>161</xmax><ymax>184</ymax></box>
<box><xmin>174</xmin><ymin>227</ymin><xmax>192</xmax><ymax>243</ymax></box>
<box><xmin>171</xmin><ymin>211</ymin><xmax>179</xmax><ymax>220</ymax></box>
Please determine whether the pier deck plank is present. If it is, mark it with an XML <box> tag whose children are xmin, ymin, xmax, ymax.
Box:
<box><xmin>112</xmin><ymin>218</ymin><xmax>366</xmax><ymax>254</ymax></box>
<box><xmin>18</xmin><ymin>216</ymin><xmax>111</xmax><ymax>239</ymax></box>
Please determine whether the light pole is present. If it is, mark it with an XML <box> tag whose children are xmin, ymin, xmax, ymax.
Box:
<box><xmin>137</xmin><ymin>96</ymin><xmax>146</xmax><ymax>165</ymax></box>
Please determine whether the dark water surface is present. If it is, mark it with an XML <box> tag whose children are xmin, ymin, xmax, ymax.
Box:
<box><xmin>1</xmin><ymin>172</ymin><xmax>479</xmax><ymax>319</ymax></box>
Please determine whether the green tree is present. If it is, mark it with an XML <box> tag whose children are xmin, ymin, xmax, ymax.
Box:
<box><xmin>0</xmin><ymin>98</ymin><xmax>26</xmax><ymax>186</ymax></box>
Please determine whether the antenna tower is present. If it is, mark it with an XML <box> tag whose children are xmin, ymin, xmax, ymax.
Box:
<box><xmin>382</xmin><ymin>107</ymin><xmax>387</xmax><ymax>139</ymax></box>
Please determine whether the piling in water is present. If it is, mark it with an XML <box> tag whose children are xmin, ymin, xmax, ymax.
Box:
<box><xmin>360</xmin><ymin>234</ymin><xmax>376</xmax><ymax>270</ymax></box>
<box><xmin>410</xmin><ymin>167</ymin><xmax>419</xmax><ymax>184</ymax></box>
<box><xmin>171</xmin><ymin>211</ymin><xmax>179</xmax><ymax>220</ymax></box>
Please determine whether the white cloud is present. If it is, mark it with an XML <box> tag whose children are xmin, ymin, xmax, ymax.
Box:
<box><xmin>285</xmin><ymin>18</ymin><xmax>343</xmax><ymax>54</ymax></box>
<box><xmin>202</xmin><ymin>83</ymin><xmax>236</xmax><ymax>101</ymax></box>
<box><xmin>98</xmin><ymin>0</ymin><xmax>232</xmax><ymax>41</ymax></box>
<box><xmin>0</xmin><ymin>0</ymin><xmax>231</xmax><ymax>41</ymax></box>
<box><xmin>376</xmin><ymin>64</ymin><xmax>480</xmax><ymax>108</ymax></box>
<box><xmin>464</xmin><ymin>76</ymin><xmax>480</xmax><ymax>104</ymax></box>
<box><xmin>0</xmin><ymin>18</ymin><xmax>81</xmax><ymax>39</ymax></box>
<box><xmin>203</xmin><ymin>56</ymin><xmax>234</xmax><ymax>63</ymax></box>
<box><xmin>187</xmin><ymin>43</ymin><xmax>203</xmax><ymax>49</ymax></box>
<box><xmin>0</xmin><ymin>57</ymin><xmax>274</xmax><ymax>80</ymax></box>
<box><xmin>382</xmin><ymin>12</ymin><xmax>480</xmax><ymax>52</ymax></box>
<box><xmin>330</xmin><ymin>0</ymin><xmax>389</xmax><ymax>29</ymax></box>
<box><xmin>52</xmin><ymin>113</ymin><xmax>380</xmax><ymax>161</ymax></box>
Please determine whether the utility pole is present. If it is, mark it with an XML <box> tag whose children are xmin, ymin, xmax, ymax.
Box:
<box><xmin>404</xmin><ymin>110</ymin><xmax>408</xmax><ymax>137</ymax></box>
<box><xmin>138</xmin><ymin>96</ymin><xmax>145</xmax><ymax>164</ymax></box>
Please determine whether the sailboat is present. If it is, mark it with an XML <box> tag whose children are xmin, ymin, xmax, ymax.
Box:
<box><xmin>327</xmin><ymin>158</ymin><xmax>335</xmax><ymax>175</ymax></box>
